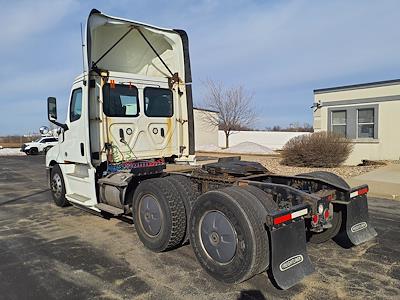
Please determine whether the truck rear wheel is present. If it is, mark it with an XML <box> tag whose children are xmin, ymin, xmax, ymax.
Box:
<box><xmin>50</xmin><ymin>164</ymin><xmax>69</xmax><ymax>207</ymax></box>
<box><xmin>132</xmin><ymin>178</ymin><xmax>186</xmax><ymax>252</ymax></box>
<box><xmin>297</xmin><ymin>171</ymin><xmax>347</xmax><ymax>243</ymax></box>
<box><xmin>189</xmin><ymin>186</ymin><xmax>268</xmax><ymax>283</ymax></box>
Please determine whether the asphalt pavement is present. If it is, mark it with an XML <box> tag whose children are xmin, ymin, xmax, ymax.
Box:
<box><xmin>0</xmin><ymin>156</ymin><xmax>399</xmax><ymax>299</ymax></box>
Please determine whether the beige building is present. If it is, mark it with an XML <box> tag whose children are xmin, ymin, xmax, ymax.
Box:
<box><xmin>193</xmin><ymin>108</ymin><xmax>219</xmax><ymax>150</ymax></box>
<box><xmin>313</xmin><ymin>79</ymin><xmax>400</xmax><ymax>165</ymax></box>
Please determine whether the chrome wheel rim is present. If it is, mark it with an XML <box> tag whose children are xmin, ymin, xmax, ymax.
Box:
<box><xmin>51</xmin><ymin>173</ymin><xmax>62</xmax><ymax>199</ymax></box>
<box><xmin>139</xmin><ymin>194</ymin><xmax>162</xmax><ymax>237</ymax></box>
<box><xmin>199</xmin><ymin>210</ymin><xmax>237</xmax><ymax>264</ymax></box>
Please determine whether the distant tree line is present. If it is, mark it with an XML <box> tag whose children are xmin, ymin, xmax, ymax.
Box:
<box><xmin>265</xmin><ymin>122</ymin><xmax>313</xmax><ymax>132</ymax></box>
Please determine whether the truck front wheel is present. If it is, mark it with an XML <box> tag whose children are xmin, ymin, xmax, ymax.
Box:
<box><xmin>132</xmin><ymin>178</ymin><xmax>186</xmax><ymax>252</ymax></box>
<box><xmin>50</xmin><ymin>164</ymin><xmax>69</xmax><ymax>207</ymax></box>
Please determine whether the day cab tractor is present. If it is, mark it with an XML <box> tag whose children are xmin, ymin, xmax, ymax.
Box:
<box><xmin>45</xmin><ymin>9</ymin><xmax>377</xmax><ymax>290</ymax></box>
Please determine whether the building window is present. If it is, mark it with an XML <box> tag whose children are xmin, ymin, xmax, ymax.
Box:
<box><xmin>357</xmin><ymin>108</ymin><xmax>374</xmax><ymax>138</ymax></box>
<box><xmin>331</xmin><ymin>110</ymin><xmax>347</xmax><ymax>137</ymax></box>
<box><xmin>327</xmin><ymin>104</ymin><xmax>378</xmax><ymax>140</ymax></box>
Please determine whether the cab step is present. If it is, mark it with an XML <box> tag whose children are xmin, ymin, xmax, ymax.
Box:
<box><xmin>66</xmin><ymin>193</ymin><xmax>91</xmax><ymax>203</ymax></box>
<box><xmin>95</xmin><ymin>203</ymin><xmax>124</xmax><ymax>216</ymax></box>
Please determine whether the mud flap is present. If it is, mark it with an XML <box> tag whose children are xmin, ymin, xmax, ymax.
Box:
<box><xmin>269</xmin><ymin>219</ymin><xmax>314</xmax><ymax>290</ymax></box>
<box><xmin>335</xmin><ymin>196</ymin><xmax>377</xmax><ymax>246</ymax></box>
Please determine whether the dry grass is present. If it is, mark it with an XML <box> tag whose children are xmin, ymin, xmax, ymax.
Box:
<box><xmin>0</xmin><ymin>142</ymin><xmax>23</xmax><ymax>148</ymax></box>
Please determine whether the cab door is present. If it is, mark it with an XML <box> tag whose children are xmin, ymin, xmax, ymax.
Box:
<box><xmin>62</xmin><ymin>82</ymin><xmax>88</xmax><ymax>164</ymax></box>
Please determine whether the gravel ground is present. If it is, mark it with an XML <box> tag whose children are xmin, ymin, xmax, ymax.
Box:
<box><xmin>253</xmin><ymin>156</ymin><xmax>386</xmax><ymax>179</ymax></box>
<box><xmin>196</xmin><ymin>151</ymin><xmax>392</xmax><ymax>179</ymax></box>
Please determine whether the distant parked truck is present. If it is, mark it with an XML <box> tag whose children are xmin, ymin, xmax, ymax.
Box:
<box><xmin>45</xmin><ymin>9</ymin><xmax>377</xmax><ymax>289</ymax></box>
<box><xmin>21</xmin><ymin>136</ymin><xmax>58</xmax><ymax>155</ymax></box>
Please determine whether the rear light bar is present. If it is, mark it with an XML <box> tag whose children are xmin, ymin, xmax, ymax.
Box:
<box><xmin>350</xmin><ymin>187</ymin><xmax>369</xmax><ymax>198</ymax></box>
<box><xmin>274</xmin><ymin>208</ymin><xmax>308</xmax><ymax>225</ymax></box>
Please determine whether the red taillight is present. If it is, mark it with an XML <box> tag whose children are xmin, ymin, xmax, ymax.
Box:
<box><xmin>324</xmin><ymin>209</ymin><xmax>330</xmax><ymax>219</ymax></box>
<box><xmin>312</xmin><ymin>214</ymin><xmax>319</xmax><ymax>224</ymax></box>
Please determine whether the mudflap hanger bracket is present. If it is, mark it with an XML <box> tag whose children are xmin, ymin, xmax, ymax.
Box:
<box><xmin>264</xmin><ymin>203</ymin><xmax>315</xmax><ymax>289</ymax></box>
<box><xmin>333</xmin><ymin>184</ymin><xmax>377</xmax><ymax>246</ymax></box>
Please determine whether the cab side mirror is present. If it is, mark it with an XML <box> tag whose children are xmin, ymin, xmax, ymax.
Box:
<box><xmin>47</xmin><ymin>97</ymin><xmax>68</xmax><ymax>131</ymax></box>
<box><xmin>47</xmin><ymin>97</ymin><xmax>57</xmax><ymax>120</ymax></box>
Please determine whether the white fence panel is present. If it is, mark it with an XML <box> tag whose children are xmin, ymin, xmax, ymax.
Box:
<box><xmin>218</xmin><ymin>131</ymin><xmax>310</xmax><ymax>150</ymax></box>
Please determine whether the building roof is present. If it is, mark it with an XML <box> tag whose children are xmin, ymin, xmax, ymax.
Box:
<box><xmin>314</xmin><ymin>79</ymin><xmax>400</xmax><ymax>94</ymax></box>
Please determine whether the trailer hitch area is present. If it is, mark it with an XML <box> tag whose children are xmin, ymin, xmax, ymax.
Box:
<box><xmin>266</xmin><ymin>204</ymin><xmax>315</xmax><ymax>290</ymax></box>
<box><xmin>334</xmin><ymin>185</ymin><xmax>377</xmax><ymax>246</ymax></box>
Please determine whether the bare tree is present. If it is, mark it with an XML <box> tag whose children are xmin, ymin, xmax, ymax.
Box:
<box><xmin>201</xmin><ymin>80</ymin><xmax>256</xmax><ymax>148</ymax></box>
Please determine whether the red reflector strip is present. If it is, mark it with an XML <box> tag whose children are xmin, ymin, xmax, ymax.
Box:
<box><xmin>350</xmin><ymin>187</ymin><xmax>369</xmax><ymax>198</ymax></box>
<box><xmin>274</xmin><ymin>214</ymin><xmax>291</xmax><ymax>225</ymax></box>
<box><xmin>273</xmin><ymin>208</ymin><xmax>308</xmax><ymax>225</ymax></box>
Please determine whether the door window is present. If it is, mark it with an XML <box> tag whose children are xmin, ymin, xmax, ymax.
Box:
<box><xmin>103</xmin><ymin>84</ymin><xmax>139</xmax><ymax>117</ymax></box>
<box><xmin>144</xmin><ymin>87</ymin><xmax>173</xmax><ymax>117</ymax></box>
<box><xmin>70</xmin><ymin>88</ymin><xmax>83</xmax><ymax>122</ymax></box>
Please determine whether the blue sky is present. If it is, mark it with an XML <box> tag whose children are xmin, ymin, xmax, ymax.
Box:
<box><xmin>0</xmin><ymin>0</ymin><xmax>399</xmax><ymax>135</ymax></box>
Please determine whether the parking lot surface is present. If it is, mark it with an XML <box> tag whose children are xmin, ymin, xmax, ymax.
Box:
<box><xmin>0</xmin><ymin>156</ymin><xmax>399</xmax><ymax>299</ymax></box>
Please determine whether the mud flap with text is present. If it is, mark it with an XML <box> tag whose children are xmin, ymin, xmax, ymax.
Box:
<box><xmin>269</xmin><ymin>219</ymin><xmax>314</xmax><ymax>290</ymax></box>
<box><xmin>335</xmin><ymin>196</ymin><xmax>377</xmax><ymax>246</ymax></box>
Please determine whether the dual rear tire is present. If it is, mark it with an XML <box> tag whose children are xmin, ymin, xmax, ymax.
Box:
<box><xmin>132</xmin><ymin>176</ymin><xmax>188</xmax><ymax>252</ymax></box>
<box><xmin>189</xmin><ymin>186</ymin><xmax>271</xmax><ymax>283</ymax></box>
<box><xmin>133</xmin><ymin>177</ymin><xmax>272</xmax><ymax>283</ymax></box>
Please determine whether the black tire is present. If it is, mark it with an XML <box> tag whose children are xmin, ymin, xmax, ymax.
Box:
<box><xmin>29</xmin><ymin>148</ymin><xmax>38</xmax><ymax>155</ymax></box>
<box><xmin>240</xmin><ymin>185</ymin><xmax>278</xmax><ymax>211</ymax></box>
<box><xmin>132</xmin><ymin>177</ymin><xmax>186</xmax><ymax>252</ymax></box>
<box><xmin>50</xmin><ymin>164</ymin><xmax>69</xmax><ymax>207</ymax></box>
<box><xmin>297</xmin><ymin>171</ymin><xmax>347</xmax><ymax>243</ymax></box>
<box><xmin>189</xmin><ymin>186</ymin><xmax>268</xmax><ymax>283</ymax></box>
<box><xmin>297</xmin><ymin>171</ymin><xmax>350</xmax><ymax>189</ymax></box>
<box><xmin>164</xmin><ymin>175</ymin><xmax>198</xmax><ymax>243</ymax></box>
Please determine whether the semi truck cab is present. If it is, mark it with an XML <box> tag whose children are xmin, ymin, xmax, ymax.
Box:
<box><xmin>46</xmin><ymin>9</ymin><xmax>195</xmax><ymax>207</ymax></box>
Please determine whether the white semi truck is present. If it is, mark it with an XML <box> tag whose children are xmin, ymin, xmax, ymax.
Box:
<box><xmin>46</xmin><ymin>9</ymin><xmax>377</xmax><ymax>289</ymax></box>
